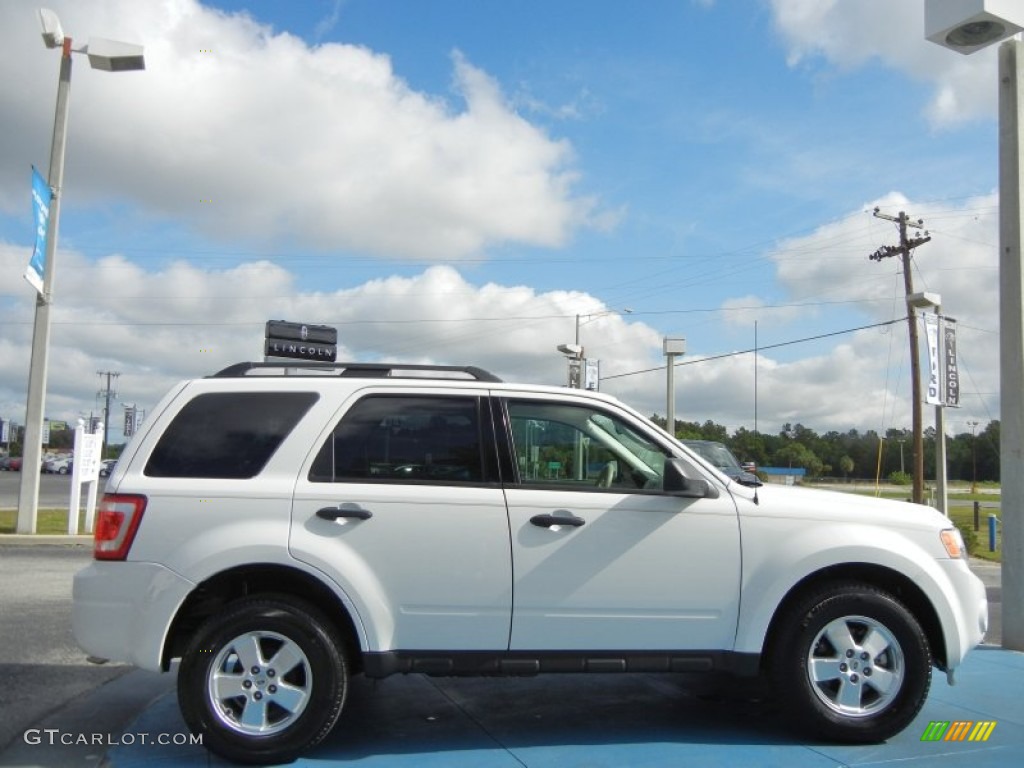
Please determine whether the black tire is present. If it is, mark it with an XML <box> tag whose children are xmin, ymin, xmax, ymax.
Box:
<box><xmin>178</xmin><ymin>595</ymin><xmax>348</xmax><ymax>764</ymax></box>
<box><xmin>769</xmin><ymin>581</ymin><xmax>931</xmax><ymax>743</ymax></box>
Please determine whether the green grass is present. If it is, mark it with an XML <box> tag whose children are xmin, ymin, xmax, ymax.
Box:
<box><xmin>0</xmin><ymin>508</ymin><xmax>92</xmax><ymax>535</ymax></box>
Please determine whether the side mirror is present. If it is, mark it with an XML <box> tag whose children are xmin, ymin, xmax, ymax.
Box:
<box><xmin>664</xmin><ymin>458</ymin><xmax>718</xmax><ymax>499</ymax></box>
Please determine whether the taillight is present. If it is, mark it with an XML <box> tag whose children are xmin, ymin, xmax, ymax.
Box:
<box><xmin>94</xmin><ymin>494</ymin><xmax>147</xmax><ymax>561</ymax></box>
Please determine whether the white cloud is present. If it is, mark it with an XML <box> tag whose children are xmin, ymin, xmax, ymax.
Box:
<box><xmin>762</xmin><ymin>191</ymin><xmax>1000</xmax><ymax>429</ymax></box>
<box><xmin>1</xmin><ymin>236</ymin><xmax>999</xmax><ymax>443</ymax></box>
<box><xmin>0</xmin><ymin>1</ymin><xmax>1003</xmax><ymax>444</ymax></box>
<box><xmin>769</xmin><ymin>0</ymin><xmax>998</xmax><ymax>126</ymax></box>
<box><xmin>0</xmin><ymin>0</ymin><xmax>601</xmax><ymax>258</ymax></box>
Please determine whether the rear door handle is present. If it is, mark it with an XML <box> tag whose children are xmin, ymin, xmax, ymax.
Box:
<box><xmin>530</xmin><ymin>512</ymin><xmax>585</xmax><ymax>528</ymax></box>
<box><xmin>316</xmin><ymin>503</ymin><xmax>373</xmax><ymax>521</ymax></box>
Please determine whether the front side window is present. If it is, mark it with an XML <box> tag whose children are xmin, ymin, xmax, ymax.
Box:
<box><xmin>146</xmin><ymin>391</ymin><xmax>318</xmax><ymax>478</ymax></box>
<box><xmin>310</xmin><ymin>395</ymin><xmax>484</xmax><ymax>483</ymax></box>
<box><xmin>506</xmin><ymin>400</ymin><xmax>669</xmax><ymax>491</ymax></box>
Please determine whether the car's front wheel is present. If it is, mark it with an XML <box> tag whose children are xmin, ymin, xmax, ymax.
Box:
<box><xmin>770</xmin><ymin>582</ymin><xmax>931</xmax><ymax>743</ymax></box>
<box><xmin>178</xmin><ymin>595</ymin><xmax>348</xmax><ymax>764</ymax></box>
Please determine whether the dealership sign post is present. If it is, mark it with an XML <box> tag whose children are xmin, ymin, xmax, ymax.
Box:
<box><xmin>68</xmin><ymin>419</ymin><xmax>102</xmax><ymax>534</ymax></box>
<box><xmin>923</xmin><ymin>314</ymin><xmax>960</xmax><ymax>408</ymax></box>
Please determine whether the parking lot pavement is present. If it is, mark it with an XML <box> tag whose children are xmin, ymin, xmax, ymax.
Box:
<box><xmin>89</xmin><ymin>646</ymin><xmax>1021</xmax><ymax>768</ymax></box>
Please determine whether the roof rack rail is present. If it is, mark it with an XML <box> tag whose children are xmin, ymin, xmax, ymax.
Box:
<box><xmin>211</xmin><ymin>361</ymin><xmax>503</xmax><ymax>383</ymax></box>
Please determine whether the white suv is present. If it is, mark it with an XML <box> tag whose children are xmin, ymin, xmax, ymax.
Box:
<box><xmin>72</xmin><ymin>361</ymin><xmax>988</xmax><ymax>765</ymax></box>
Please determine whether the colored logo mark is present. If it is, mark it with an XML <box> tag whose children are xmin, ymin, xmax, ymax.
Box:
<box><xmin>921</xmin><ymin>720</ymin><xmax>997</xmax><ymax>742</ymax></box>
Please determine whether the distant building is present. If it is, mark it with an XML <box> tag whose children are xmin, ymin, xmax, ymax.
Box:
<box><xmin>760</xmin><ymin>466</ymin><xmax>807</xmax><ymax>485</ymax></box>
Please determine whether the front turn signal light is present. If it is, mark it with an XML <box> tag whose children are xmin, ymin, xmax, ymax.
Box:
<box><xmin>940</xmin><ymin>529</ymin><xmax>965</xmax><ymax>560</ymax></box>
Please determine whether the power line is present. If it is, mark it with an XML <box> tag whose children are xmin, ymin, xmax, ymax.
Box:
<box><xmin>601</xmin><ymin>318</ymin><xmax>904</xmax><ymax>382</ymax></box>
<box><xmin>0</xmin><ymin>297</ymin><xmax>913</xmax><ymax>328</ymax></box>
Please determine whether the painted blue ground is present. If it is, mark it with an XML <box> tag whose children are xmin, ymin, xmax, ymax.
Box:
<box><xmin>108</xmin><ymin>646</ymin><xmax>1022</xmax><ymax>767</ymax></box>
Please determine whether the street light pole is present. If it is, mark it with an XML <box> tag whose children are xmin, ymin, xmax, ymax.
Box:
<box><xmin>925</xmin><ymin>0</ymin><xmax>1024</xmax><ymax>650</ymax></box>
<box><xmin>998</xmin><ymin>37</ymin><xmax>1024</xmax><ymax>649</ymax></box>
<box><xmin>559</xmin><ymin>308</ymin><xmax>632</xmax><ymax>390</ymax></box>
<box><xmin>663</xmin><ymin>338</ymin><xmax>686</xmax><ymax>439</ymax></box>
<box><xmin>16</xmin><ymin>10</ymin><xmax>144</xmax><ymax>534</ymax></box>
<box><xmin>16</xmin><ymin>37</ymin><xmax>73</xmax><ymax>534</ymax></box>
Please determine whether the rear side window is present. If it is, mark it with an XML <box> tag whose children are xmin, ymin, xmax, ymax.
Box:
<box><xmin>310</xmin><ymin>395</ymin><xmax>483</xmax><ymax>483</ymax></box>
<box><xmin>145</xmin><ymin>392</ymin><xmax>318</xmax><ymax>478</ymax></box>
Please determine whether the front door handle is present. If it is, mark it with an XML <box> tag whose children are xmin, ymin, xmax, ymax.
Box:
<box><xmin>316</xmin><ymin>503</ymin><xmax>373</xmax><ymax>521</ymax></box>
<box><xmin>530</xmin><ymin>512</ymin><xmax>585</xmax><ymax>528</ymax></box>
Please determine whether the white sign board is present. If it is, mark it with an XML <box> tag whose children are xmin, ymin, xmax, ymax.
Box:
<box><xmin>69</xmin><ymin>421</ymin><xmax>103</xmax><ymax>535</ymax></box>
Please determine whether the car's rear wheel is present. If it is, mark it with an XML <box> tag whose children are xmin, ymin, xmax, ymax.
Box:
<box><xmin>178</xmin><ymin>595</ymin><xmax>348</xmax><ymax>764</ymax></box>
<box><xmin>770</xmin><ymin>582</ymin><xmax>931</xmax><ymax>743</ymax></box>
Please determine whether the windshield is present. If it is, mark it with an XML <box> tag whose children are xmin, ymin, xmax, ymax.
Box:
<box><xmin>682</xmin><ymin>440</ymin><xmax>762</xmax><ymax>487</ymax></box>
<box><xmin>684</xmin><ymin>441</ymin><xmax>740</xmax><ymax>471</ymax></box>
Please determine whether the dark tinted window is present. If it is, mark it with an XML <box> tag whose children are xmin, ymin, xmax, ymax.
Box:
<box><xmin>146</xmin><ymin>392</ymin><xmax>318</xmax><ymax>478</ymax></box>
<box><xmin>310</xmin><ymin>395</ymin><xmax>483</xmax><ymax>483</ymax></box>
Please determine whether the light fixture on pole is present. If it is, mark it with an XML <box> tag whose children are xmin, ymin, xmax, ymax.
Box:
<box><xmin>557</xmin><ymin>308</ymin><xmax>632</xmax><ymax>390</ymax></box>
<box><xmin>16</xmin><ymin>9</ymin><xmax>144</xmax><ymax>534</ymax></box>
<box><xmin>925</xmin><ymin>0</ymin><xmax>1024</xmax><ymax>649</ymax></box>
<box><xmin>663</xmin><ymin>337</ymin><xmax>686</xmax><ymax>438</ymax></box>
<box><xmin>556</xmin><ymin>343</ymin><xmax>583</xmax><ymax>389</ymax></box>
<box><xmin>925</xmin><ymin>0</ymin><xmax>1023</xmax><ymax>54</ymax></box>
<box><xmin>908</xmin><ymin>291</ymin><xmax>948</xmax><ymax>516</ymax></box>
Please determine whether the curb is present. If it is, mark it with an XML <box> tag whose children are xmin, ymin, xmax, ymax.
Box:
<box><xmin>0</xmin><ymin>534</ymin><xmax>93</xmax><ymax>546</ymax></box>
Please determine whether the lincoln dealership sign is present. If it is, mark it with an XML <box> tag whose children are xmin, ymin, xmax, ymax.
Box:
<box><xmin>265</xmin><ymin>320</ymin><xmax>338</xmax><ymax>361</ymax></box>
<box><xmin>924</xmin><ymin>314</ymin><xmax>959</xmax><ymax>408</ymax></box>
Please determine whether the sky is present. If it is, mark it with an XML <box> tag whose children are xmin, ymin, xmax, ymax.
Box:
<box><xmin>0</xmin><ymin>0</ymin><xmax>1009</xmax><ymax>445</ymax></box>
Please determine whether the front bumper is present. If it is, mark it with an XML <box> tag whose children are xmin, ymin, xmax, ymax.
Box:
<box><xmin>72</xmin><ymin>561</ymin><xmax>195</xmax><ymax>671</ymax></box>
<box><xmin>939</xmin><ymin>558</ymin><xmax>989</xmax><ymax>671</ymax></box>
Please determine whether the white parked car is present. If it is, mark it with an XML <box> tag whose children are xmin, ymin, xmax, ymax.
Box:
<box><xmin>72</xmin><ymin>361</ymin><xmax>988</xmax><ymax>764</ymax></box>
<box><xmin>43</xmin><ymin>455</ymin><xmax>73</xmax><ymax>474</ymax></box>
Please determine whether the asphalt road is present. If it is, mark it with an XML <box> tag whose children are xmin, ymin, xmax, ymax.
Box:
<box><xmin>0</xmin><ymin>472</ymin><xmax>91</xmax><ymax>511</ymax></box>
<box><xmin>0</xmin><ymin>543</ymin><xmax>130</xmax><ymax>756</ymax></box>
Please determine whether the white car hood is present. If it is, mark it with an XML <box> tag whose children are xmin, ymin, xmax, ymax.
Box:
<box><xmin>731</xmin><ymin>482</ymin><xmax>951</xmax><ymax>531</ymax></box>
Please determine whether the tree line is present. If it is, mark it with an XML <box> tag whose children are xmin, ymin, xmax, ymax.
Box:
<box><xmin>652</xmin><ymin>416</ymin><xmax>1000</xmax><ymax>483</ymax></box>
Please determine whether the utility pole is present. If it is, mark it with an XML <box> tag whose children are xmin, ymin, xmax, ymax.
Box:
<box><xmin>870</xmin><ymin>209</ymin><xmax>931</xmax><ymax>504</ymax></box>
<box><xmin>97</xmin><ymin>371</ymin><xmax>119</xmax><ymax>458</ymax></box>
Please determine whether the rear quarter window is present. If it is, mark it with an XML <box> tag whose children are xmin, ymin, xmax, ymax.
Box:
<box><xmin>145</xmin><ymin>391</ymin><xmax>318</xmax><ymax>478</ymax></box>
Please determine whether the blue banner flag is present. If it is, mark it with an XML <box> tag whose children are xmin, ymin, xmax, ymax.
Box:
<box><xmin>26</xmin><ymin>166</ymin><xmax>51</xmax><ymax>295</ymax></box>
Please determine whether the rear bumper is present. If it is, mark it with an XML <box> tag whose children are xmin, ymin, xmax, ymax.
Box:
<box><xmin>72</xmin><ymin>561</ymin><xmax>195</xmax><ymax>671</ymax></box>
